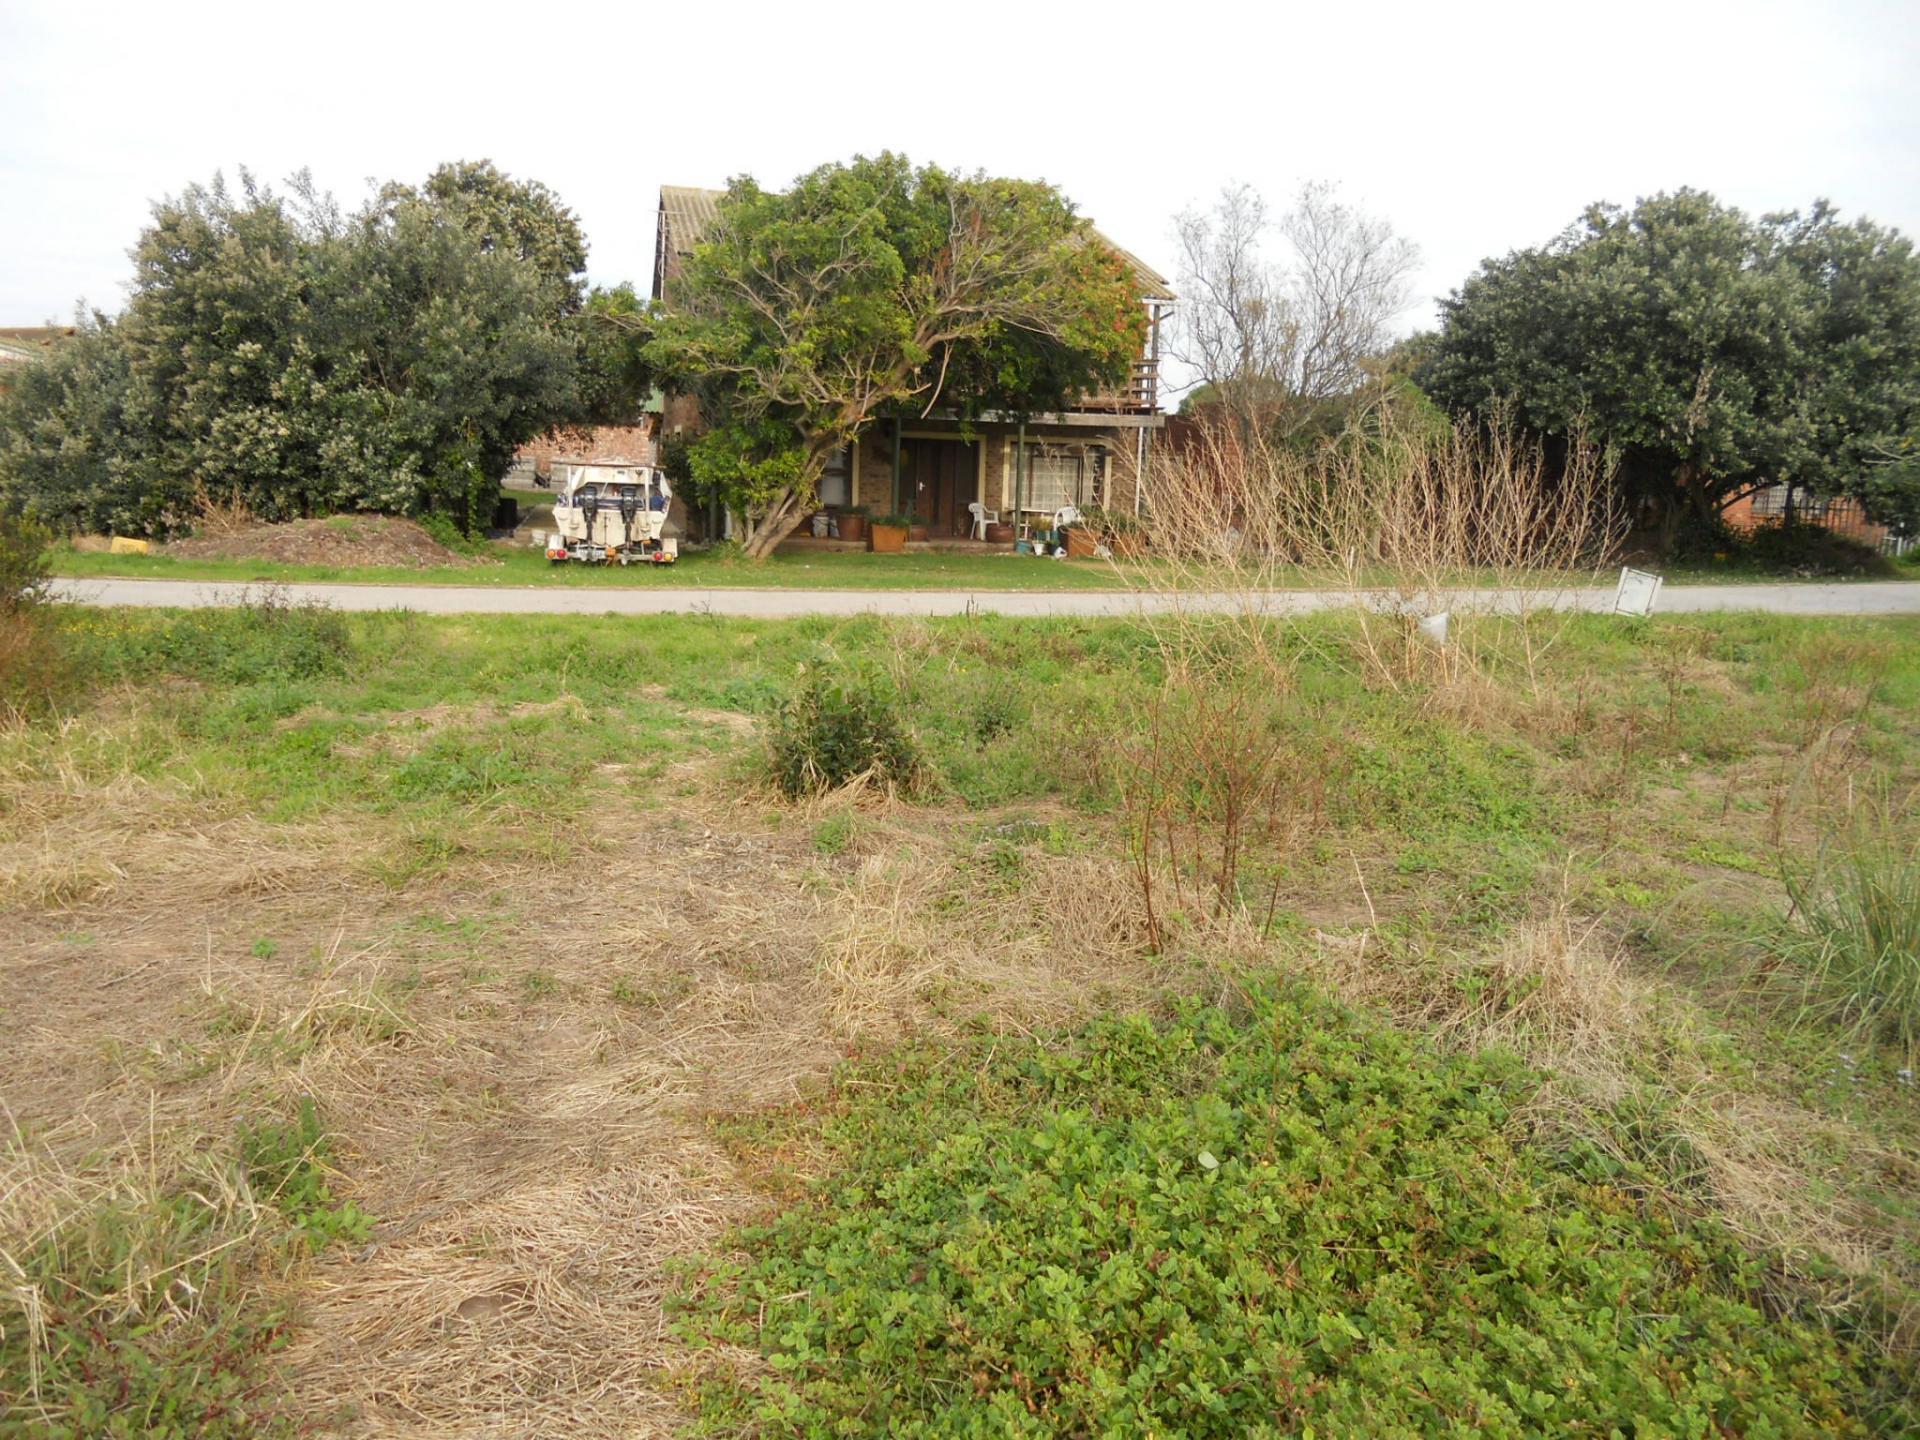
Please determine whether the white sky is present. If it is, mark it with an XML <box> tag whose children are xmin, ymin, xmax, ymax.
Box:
<box><xmin>4</xmin><ymin>0</ymin><xmax>1916</xmax><ymax>392</ymax></box>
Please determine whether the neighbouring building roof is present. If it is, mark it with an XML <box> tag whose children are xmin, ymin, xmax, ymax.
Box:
<box><xmin>652</xmin><ymin>185</ymin><xmax>1173</xmax><ymax>302</ymax></box>
<box><xmin>0</xmin><ymin>326</ymin><xmax>78</xmax><ymax>366</ymax></box>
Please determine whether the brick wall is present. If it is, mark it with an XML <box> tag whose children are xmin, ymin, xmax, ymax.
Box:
<box><xmin>515</xmin><ymin>423</ymin><xmax>658</xmax><ymax>479</ymax></box>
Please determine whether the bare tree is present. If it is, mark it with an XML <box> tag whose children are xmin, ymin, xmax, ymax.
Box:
<box><xmin>1172</xmin><ymin>182</ymin><xmax>1419</xmax><ymax>440</ymax></box>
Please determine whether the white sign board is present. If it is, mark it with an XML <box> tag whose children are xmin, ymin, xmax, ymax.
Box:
<box><xmin>1613</xmin><ymin>567</ymin><xmax>1663</xmax><ymax>618</ymax></box>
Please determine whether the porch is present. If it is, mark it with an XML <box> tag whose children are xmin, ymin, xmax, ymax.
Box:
<box><xmin>775</xmin><ymin>535</ymin><xmax>1011</xmax><ymax>556</ymax></box>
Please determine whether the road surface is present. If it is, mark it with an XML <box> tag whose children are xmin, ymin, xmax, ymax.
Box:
<box><xmin>51</xmin><ymin>576</ymin><xmax>1920</xmax><ymax>619</ymax></box>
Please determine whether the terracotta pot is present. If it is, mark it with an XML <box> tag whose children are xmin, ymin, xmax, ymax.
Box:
<box><xmin>983</xmin><ymin>521</ymin><xmax>1015</xmax><ymax>545</ymax></box>
<box><xmin>908</xmin><ymin>522</ymin><xmax>930</xmax><ymax>544</ymax></box>
<box><xmin>868</xmin><ymin>523</ymin><xmax>908</xmax><ymax>554</ymax></box>
<box><xmin>839</xmin><ymin>514</ymin><xmax>866</xmax><ymax>543</ymax></box>
<box><xmin>1066</xmin><ymin>526</ymin><xmax>1098</xmax><ymax>559</ymax></box>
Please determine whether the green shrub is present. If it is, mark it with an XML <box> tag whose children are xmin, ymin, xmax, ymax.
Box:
<box><xmin>0</xmin><ymin>515</ymin><xmax>69</xmax><ymax>719</ymax></box>
<box><xmin>1739</xmin><ymin>522</ymin><xmax>1895</xmax><ymax>577</ymax></box>
<box><xmin>676</xmin><ymin>984</ymin><xmax>1877</xmax><ymax>1436</ymax></box>
<box><xmin>419</xmin><ymin>510</ymin><xmax>492</xmax><ymax>555</ymax></box>
<box><xmin>0</xmin><ymin>513</ymin><xmax>52</xmax><ymax>613</ymax></box>
<box><xmin>766</xmin><ymin>663</ymin><xmax>919</xmax><ymax>797</ymax></box>
<box><xmin>1785</xmin><ymin>803</ymin><xmax>1920</xmax><ymax>1058</ymax></box>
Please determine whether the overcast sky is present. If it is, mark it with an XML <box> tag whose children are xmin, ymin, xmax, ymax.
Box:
<box><xmin>4</xmin><ymin>0</ymin><xmax>1916</xmax><ymax>376</ymax></box>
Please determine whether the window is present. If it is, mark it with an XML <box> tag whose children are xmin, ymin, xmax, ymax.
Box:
<box><xmin>1016</xmin><ymin>444</ymin><xmax>1107</xmax><ymax>512</ymax></box>
<box><xmin>1748</xmin><ymin>484</ymin><xmax>1790</xmax><ymax>516</ymax></box>
<box><xmin>818</xmin><ymin>446</ymin><xmax>852</xmax><ymax>508</ymax></box>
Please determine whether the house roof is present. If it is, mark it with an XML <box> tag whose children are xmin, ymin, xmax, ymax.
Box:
<box><xmin>655</xmin><ymin>185</ymin><xmax>1173</xmax><ymax>302</ymax></box>
<box><xmin>0</xmin><ymin>326</ymin><xmax>77</xmax><ymax>365</ymax></box>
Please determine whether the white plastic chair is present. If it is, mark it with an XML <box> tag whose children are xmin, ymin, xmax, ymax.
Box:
<box><xmin>967</xmin><ymin>501</ymin><xmax>1000</xmax><ymax>541</ymax></box>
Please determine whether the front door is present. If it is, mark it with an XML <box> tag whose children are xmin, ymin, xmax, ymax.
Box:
<box><xmin>902</xmin><ymin>439</ymin><xmax>978</xmax><ymax>536</ymax></box>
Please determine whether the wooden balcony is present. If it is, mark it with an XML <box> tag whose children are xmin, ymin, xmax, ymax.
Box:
<box><xmin>1071</xmin><ymin>358</ymin><xmax>1160</xmax><ymax>416</ymax></box>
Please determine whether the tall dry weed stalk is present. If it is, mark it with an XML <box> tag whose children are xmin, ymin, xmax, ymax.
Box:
<box><xmin>1136</xmin><ymin>412</ymin><xmax>1621</xmax><ymax>693</ymax></box>
<box><xmin>1116</xmin><ymin>412</ymin><xmax>1619</xmax><ymax>944</ymax></box>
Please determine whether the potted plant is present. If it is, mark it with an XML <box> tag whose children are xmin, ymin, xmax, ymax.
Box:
<box><xmin>1065</xmin><ymin>523</ymin><xmax>1099</xmax><ymax>559</ymax></box>
<box><xmin>1089</xmin><ymin>506</ymin><xmax>1149</xmax><ymax>560</ymax></box>
<box><xmin>839</xmin><ymin>505</ymin><xmax>868</xmax><ymax>544</ymax></box>
<box><xmin>868</xmin><ymin>513</ymin><xmax>911</xmax><ymax>553</ymax></box>
<box><xmin>907</xmin><ymin>514</ymin><xmax>930</xmax><ymax>544</ymax></box>
<box><xmin>984</xmin><ymin>519</ymin><xmax>1015</xmax><ymax>545</ymax></box>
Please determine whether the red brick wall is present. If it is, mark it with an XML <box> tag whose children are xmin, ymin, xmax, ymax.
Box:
<box><xmin>515</xmin><ymin>423</ymin><xmax>658</xmax><ymax>478</ymax></box>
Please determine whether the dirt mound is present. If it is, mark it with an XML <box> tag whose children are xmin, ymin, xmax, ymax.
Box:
<box><xmin>164</xmin><ymin>515</ymin><xmax>481</xmax><ymax>569</ymax></box>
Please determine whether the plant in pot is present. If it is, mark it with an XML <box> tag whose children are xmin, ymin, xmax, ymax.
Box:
<box><xmin>907</xmin><ymin>512</ymin><xmax>930</xmax><ymax>544</ymax></box>
<box><xmin>839</xmin><ymin>505</ymin><xmax>868</xmax><ymax>544</ymax></box>
<box><xmin>868</xmin><ymin>513</ymin><xmax>911</xmax><ymax>553</ymax></box>
<box><xmin>1087</xmin><ymin>505</ymin><xmax>1149</xmax><ymax>559</ymax></box>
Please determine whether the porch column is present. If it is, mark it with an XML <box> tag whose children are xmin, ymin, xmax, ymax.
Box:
<box><xmin>1013</xmin><ymin>418</ymin><xmax>1026</xmax><ymax>528</ymax></box>
<box><xmin>891</xmin><ymin>417</ymin><xmax>902</xmax><ymax>516</ymax></box>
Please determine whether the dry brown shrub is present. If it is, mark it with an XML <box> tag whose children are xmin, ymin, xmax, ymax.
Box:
<box><xmin>189</xmin><ymin>479</ymin><xmax>259</xmax><ymax>539</ymax></box>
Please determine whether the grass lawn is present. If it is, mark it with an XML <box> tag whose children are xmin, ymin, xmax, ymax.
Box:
<box><xmin>5</xmin><ymin>601</ymin><xmax>1919</xmax><ymax>1434</ymax></box>
<box><xmin>53</xmin><ymin>539</ymin><xmax>1159</xmax><ymax>590</ymax></box>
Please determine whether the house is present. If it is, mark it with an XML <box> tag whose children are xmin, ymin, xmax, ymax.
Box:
<box><xmin>1723</xmin><ymin>483</ymin><xmax>1912</xmax><ymax>557</ymax></box>
<box><xmin>653</xmin><ymin>185</ymin><xmax>1174</xmax><ymax>542</ymax></box>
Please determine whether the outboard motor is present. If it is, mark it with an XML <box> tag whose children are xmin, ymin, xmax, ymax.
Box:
<box><xmin>578</xmin><ymin>486</ymin><xmax>600</xmax><ymax>555</ymax></box>
<box><xmin>618</xmin><ymin>484</ymin><xmax>640</xmax><ymax>555</ymax></box>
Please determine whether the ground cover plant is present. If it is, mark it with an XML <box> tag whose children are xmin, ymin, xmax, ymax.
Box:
<box><xmin>678</xmin><ymin>986</ymin><xmax>1864</xmax><ymax>1436</ymax></box>
<box><xmin>3</xmin><ymin>600</ymin><xmax>1919</xmax><ymax>1434</ymax></box>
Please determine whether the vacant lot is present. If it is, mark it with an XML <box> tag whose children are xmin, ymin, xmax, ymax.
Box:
<box><xmin>3</xmin><ymin>602</ymin><xmax>1918</xmax><ymax>1436</ymax></box>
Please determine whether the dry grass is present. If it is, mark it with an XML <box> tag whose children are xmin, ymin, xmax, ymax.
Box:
<box><xmin>0</xmin><ymin>703</ymin><xmax>1164</xmax><ymax>1436</ymax></box>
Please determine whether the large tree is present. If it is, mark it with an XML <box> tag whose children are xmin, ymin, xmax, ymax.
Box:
<box><xmin>382</xmin><ymin>159</ymin><xmax>589</xmax><ymax>316</ymax></box>
<box><xmin>1419</xmin><ymin>190</ymin><xmax>1920</xmax><ymax>542</ymax></box>
<box><xmin>1172</xmin><ymin>182</ymin><xmax>1418</xmax><ymax>444</ymax></box>
<box><xmin>0</xmin><ymin>166</ymin><xmax>619</xmax><ymax>536</ymax></box>
<box><xmin>641</xmin><ymin>154</ymin><xmax>1148</xmax><ymax>559</ymax></box>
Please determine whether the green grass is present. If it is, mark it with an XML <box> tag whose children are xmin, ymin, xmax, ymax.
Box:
<box><xmin>54</xmin><ymin>532</ymin><xmax>1920</xmax><ymax>593</ymax></box>
<box><xmin>53</xmin><ymin>540</ymin><xmax>1156</xmax><ymax>591</ymax></box>
<box><xmin>1783</xmin><ymin>800</ymin><xmax>1920</xmax><ymax>1061</ymax></box>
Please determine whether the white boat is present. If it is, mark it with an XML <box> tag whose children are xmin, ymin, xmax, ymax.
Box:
<box><xmin>545</xmin><ymin>462</ymin><xmax>678</xmax><ymax>565</ymax></box>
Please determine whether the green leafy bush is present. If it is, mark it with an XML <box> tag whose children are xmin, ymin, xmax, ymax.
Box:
<box><xmin>0</xmin><ymin>515</ymin><xmax>69</xmax><ymax>718</ymax></box>
<box><xmin>766</xmin><ymin>662</ymin><xmax>920</xmax><ymax>796</ymax></box>
<box><xmin>1736</xmin><ymin>523</ymin><xmax>1895</xmax><ymax>578</ymax></box>
<box><xmin>0</xmin><ymin>513</ymin><xmax>52</xmax><ymax>613</ymax></box>
<box><xmin>676</xmin><ymin>984</ymin><xmax>1876</xmax><ymax>1436</ymax></box>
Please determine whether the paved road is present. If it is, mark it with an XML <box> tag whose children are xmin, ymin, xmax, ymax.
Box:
<box><xmin>50</xmin><ymin>576</ymin><xmax>1920</xmax><ymax>618</ymax></box>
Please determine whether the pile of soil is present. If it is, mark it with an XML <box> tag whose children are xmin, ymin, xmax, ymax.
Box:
<box><xmin>163</xmin><ymin>515</ymin><xmax>484</xmax><ymax>569</ymax></box>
